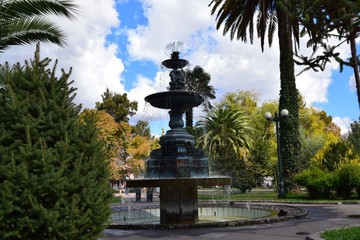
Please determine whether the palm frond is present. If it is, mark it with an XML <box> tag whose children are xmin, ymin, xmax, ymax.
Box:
<box><xmin>0</xmin><ymin>17</ymin><xmax>66</xmax><ymax>52</ymax></box>
<box><xmin>2</xmin><ymin>0</ymin><xmax>79</xmax><ymax>20</ymax></box>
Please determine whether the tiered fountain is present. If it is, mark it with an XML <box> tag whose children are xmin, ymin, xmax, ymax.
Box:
<box><xmin>126</xmin><ymin>48</ymin><xmax>231</xmax><ymax>225</ymax></box>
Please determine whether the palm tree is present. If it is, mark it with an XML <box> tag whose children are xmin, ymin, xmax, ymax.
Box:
<box><xmin>196</xmin><ymin>107</ymin><xmax>255</xmax><ymax>171</ymax></box>
<box><xmin>0</xmin><ymin>0</ymin><xmax>78</xmax><ymax>53</ymax></box>
<box><xmin>209</xmin><ymin>0</ymin><xmax>301</xmax><ymax>192</ymax></box>
<box><xmin>184</xmin><ymin>65</ymin><xmax>216</xmax><ymax>128</ymax></box>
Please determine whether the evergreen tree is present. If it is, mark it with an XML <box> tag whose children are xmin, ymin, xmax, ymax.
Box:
<box><xmin>0</xmin><ymin>45</ymin><xmax>112</xmax><ymax>239</ymax></box>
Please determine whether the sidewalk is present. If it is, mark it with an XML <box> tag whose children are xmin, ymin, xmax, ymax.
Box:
<box><xmin>101</xmin><ymin>193</ymin><xmax>360</xmax><ymax>240</ymax></box>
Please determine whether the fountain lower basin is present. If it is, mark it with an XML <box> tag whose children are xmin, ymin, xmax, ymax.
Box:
<box><xmin>108</xmin><ymin>202</ymin><xmax>308</xmax><ymax>229</ymax></box>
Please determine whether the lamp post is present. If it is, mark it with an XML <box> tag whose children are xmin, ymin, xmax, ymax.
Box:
<box><xmin>264</xmin><ymin>109</ymin><xmax>289</xmax><ymax>198</ymax></box>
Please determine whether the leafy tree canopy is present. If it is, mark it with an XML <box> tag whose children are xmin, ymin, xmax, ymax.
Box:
<box><xmin>348</xmin><ymin>117</ymin><xmax>360</xmax><ymax>155</ymax></box>
<box><xmin>132</xmin><ymin>120</ymin><xmax>151</xmax><ymax>138</ymax></box>
<box><xmin>95</xmin><ymin>88</ymin><xmax>138</xmax><ymax>123</ymax></box>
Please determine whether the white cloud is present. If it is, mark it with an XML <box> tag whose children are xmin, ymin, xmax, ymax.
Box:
<box><xmin>333</xmin><ymin>116</ymin><xmax>352</xmax><ymax>135</ymax></box>
<box><xmin>349</xmin><ymin>75</ymin><xmax>357</xmax><ymax>92</ymax></box>
<box><xmin>126</xmin><ymin>0</ymin><xmax>338</xmax><ymax>120</ymax></box>
<box><xmin>0</xmin><ymin>0</ymin><xmax>123</xmax><ymax>109</ymax></box>
<box><xmin>128</xmin><ymin>72</ymin><xmax>169</xmax><ymax>124</ymax></box>
<box><xmin>2</xmin><ymin>0</ymin><xmax>356</xmax><ymax>137</ymax></box>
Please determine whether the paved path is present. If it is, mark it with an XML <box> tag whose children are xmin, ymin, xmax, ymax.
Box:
<box><xmin>100</xmin><ymin>193</ymin><xmax>360</xmax><ymax>240</ymax></box>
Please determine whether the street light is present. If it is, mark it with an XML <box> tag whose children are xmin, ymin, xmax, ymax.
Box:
<box><xmin>264</xmin><ymin>109</ymin><xmax>289</xmax><ymax>198</ymax></box>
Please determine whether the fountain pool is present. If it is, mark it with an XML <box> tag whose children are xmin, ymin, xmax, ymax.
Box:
<box><xmin>108</xmin><ymin>202</ymin><xmax>307</xmax><ymax>229</ymax></box>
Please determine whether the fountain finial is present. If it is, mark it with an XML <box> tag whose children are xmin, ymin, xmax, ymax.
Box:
<box><xmin>162</xmin><ymin>42</ymin><xmax>188</xmax><ymax>90</ymax></box>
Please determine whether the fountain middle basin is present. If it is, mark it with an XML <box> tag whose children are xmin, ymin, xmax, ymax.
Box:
<box><xmin>145</xmin><ymin>91</ymin><xmax>204</xmax><ymax>110</ymax></box>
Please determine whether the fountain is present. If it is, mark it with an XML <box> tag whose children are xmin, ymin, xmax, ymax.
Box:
<box><xmin>126</xmin><ymin>45</ymin><xmax>231</xmax><ymax>225</ymax></box>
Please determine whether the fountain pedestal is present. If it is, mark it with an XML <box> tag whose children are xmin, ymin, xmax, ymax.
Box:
<box><xmin>160</xmin><ymin>183</ymin><xmax>198</xmax><ymax>224</ymax></box>
<box><xmin>126</xmin><ymin>49</ymin><xmax>231</xmax><ymax>225</ymax></box>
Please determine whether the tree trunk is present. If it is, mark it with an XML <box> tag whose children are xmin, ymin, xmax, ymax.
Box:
<box><xmin>277</xmin><ymin>1</ymin><xmax>301</xmax><ymax>193</ymax></box>
<box><xmin>185</xmin><ymin>108</ymin><xmax>193</xmax><ymax>128</ymax></box>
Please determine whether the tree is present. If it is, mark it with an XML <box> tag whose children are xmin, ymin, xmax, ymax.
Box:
<box><xmin>197</xmin><ymin>107</ymin><xmax>256</xmax><ymax>192</ymax></box>
<box><xmin>95</xmin><ymin>88</ymin><xmax>138</xmax><ymax>123</ymax></box>
<box><xmin>0</xmin><ymin>0</ymin><xmax>78</xmax><ymax>53</ymax></box>
<box><xmin>132</xmin><ymin>120</ymin><xmax>151</xmax><ymax>138</ymax></box>
<box><xmin>217</xmin><ymin>91</ymin><xmax>259</xmax><ymax>117</ymax></box>
<box><xmin>196</xmin><ymin>107</ymin><xmax>255</xmax><ymax>173</ymax></box>
<box><xmin>79</xmin><ymin>109</ymin><xmax>125</xmax><ymax>181</ymax></box>
<box><xmin>348</xmin><ymin>118</ymin><xmax>360</xmax><ymax>155</ymax></box>
<box><xmin>0</xmin><ymin>45</ymin><xmax>112</xmax><ymax>239</ymax></box>
<box><xmin>184</xmin><ymin>65</ymin><xmax>216</xmax><ymax>128</ymax></box>
<box><xmin>209</xmin><ymin>0</ymin><xmax>301</xmax><ymax>192</ymax></box>
<box><xmin>289</xmin><ymin>0</ymin><xmax>360</xmax><ymax>107</ymax></box>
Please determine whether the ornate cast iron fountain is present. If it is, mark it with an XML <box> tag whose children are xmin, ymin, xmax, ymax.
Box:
<box><xmin>126</xmin><ymin>45</ymin><xmax>231</xmax><ymax>225</ymax></box>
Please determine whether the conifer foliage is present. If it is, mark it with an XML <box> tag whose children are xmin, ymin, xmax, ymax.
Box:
<box><xmin>0</xmin><ymin>45</ymin><xmax>112</xmax><ymax>239</ymax></box>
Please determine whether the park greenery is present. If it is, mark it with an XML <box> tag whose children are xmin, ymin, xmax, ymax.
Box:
<box><xmin>1</xmin><ymin>0</ymin><xmax>360</xmax><ymax>238</ymax></box>
<box><xmin>193</xmin><ymin>91</ymin><xmax>360</xmax><ymax>197</ymax></box>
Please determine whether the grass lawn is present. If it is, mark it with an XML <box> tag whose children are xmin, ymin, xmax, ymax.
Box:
<box><xmin>110</xmin><ymin>188</ymin><xmax>360</xmax><ymax>204</ymax></box>
<box><xmin>198</xmin><ymin>188</ymin><xmax>360</xmax><ymax>203</ymax></box>
<box><xmin>321</xmin><ymin>226</ymin><xmax>360</xmax><ymax>240</ymax></box>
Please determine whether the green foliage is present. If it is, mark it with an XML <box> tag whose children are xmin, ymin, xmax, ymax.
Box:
<box><xmin>298</xmin><ymin>127</ymin><xmax>325</xmax><ymax>170</ymax></box>
<box><xmin>320</xmin><ymin>140</ymin><xmax>358</xmax><ymax>171</ymax></box>
<box><xmin>196</xmin><ymin>106</ymin><xmax>256</xmax><ymax>192</ymax></box>
<box><xmin>196</xmin><ymin>107</ymin><xmax>255</xmax><ymax>166</ymax></box>
<box><xmin>248</xmin><ymin>134</ymin><xmax>274</xmax><ymax>182</ymax></box>
<box><xmin>335</xmin><ymin>164</ymin><xmax>360</xmax><ymax>199</ymax></box>
<box><xmin>132</xmin><ymin>120</ymin><xmax>151</xmax><ymax>138</ymax></box>
<box><xmin>0</xmin><ymin>0</ymin><xmax>78</xmax><ymax>53</ymax></box>
<box><xmin>95</xmin><ymin>88</ymin><xmax>138</xmax><ymax>123</ymax></box>
<box><xmin>184</xmin><ymin>65</ymin><xmax>215</xmax><ymax>128</ymax></box>
<box><xmin>294</xmin><ymin>167</ymin><xmax>336</xmax><ymax>199</ymax></box>
<box><xmin>348</xmin><ymin>118</ymin><xmax>360</xmax><ymax>155</ymax></box>
<box><xmin>0</xmin><ymin>47</ymin><xmax>112</xmax><ymax>239</ymax></box>
<box><xmin>231</xmin><ymin>169</ymin><xmax>256</xmax><ymax>193</ymax></box>
<box><xmin>321</xmin><ymin>226</ymin><xmax>360</xmax><ymax>240</ymax></box>
<box><xmin>295</xmin><ymin>163</ymin><xmax>360</xmax><ymax>199</ymax></box>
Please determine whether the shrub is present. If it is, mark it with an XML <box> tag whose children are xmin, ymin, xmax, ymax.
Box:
<box><xmin>294</xmin><ymin>167</ymin><xmax>336</xmax><ymax>199</ymax></box>
<box><xmin>0</xmin><ymin>47</ymin><xmax>112</xmax><ymax>239</ymax></box>
<box><xmin>335</xmin><ymin>163</ymin><xmax>360</xmax><ymax>199</ymax></box>
<box><xmin>232</xmin><ymin>170</ymin><xmax>256</xmax><ymax>193</ymax></box>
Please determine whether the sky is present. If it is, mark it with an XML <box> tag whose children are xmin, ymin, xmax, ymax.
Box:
<box><xmin>1</xmin><ymin>0</ymin><xmax>359</xmax><ymax>136</ymax></box>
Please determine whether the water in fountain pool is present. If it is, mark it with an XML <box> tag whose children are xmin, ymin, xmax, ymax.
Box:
<box><xmin>110</xmin><ymin>204</ymin><xmax>272</xmax><ymax>225</ymax></box>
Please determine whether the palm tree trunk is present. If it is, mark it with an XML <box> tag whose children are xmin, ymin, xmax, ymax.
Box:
<box><xmin>185</xmin><ymin>108</ymin><xmax>194</xmax><ymax>128</ymax></box>
<box><xmin>277</xmin><ymin>0</ymin><xmax>301</xmax><ymax>193</ymax></box>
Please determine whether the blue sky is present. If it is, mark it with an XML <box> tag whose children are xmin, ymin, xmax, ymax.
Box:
<box><xmin>1</xmin><ymin>0</ymin><xmax>359</xmax><ymax>136</ymax></box>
